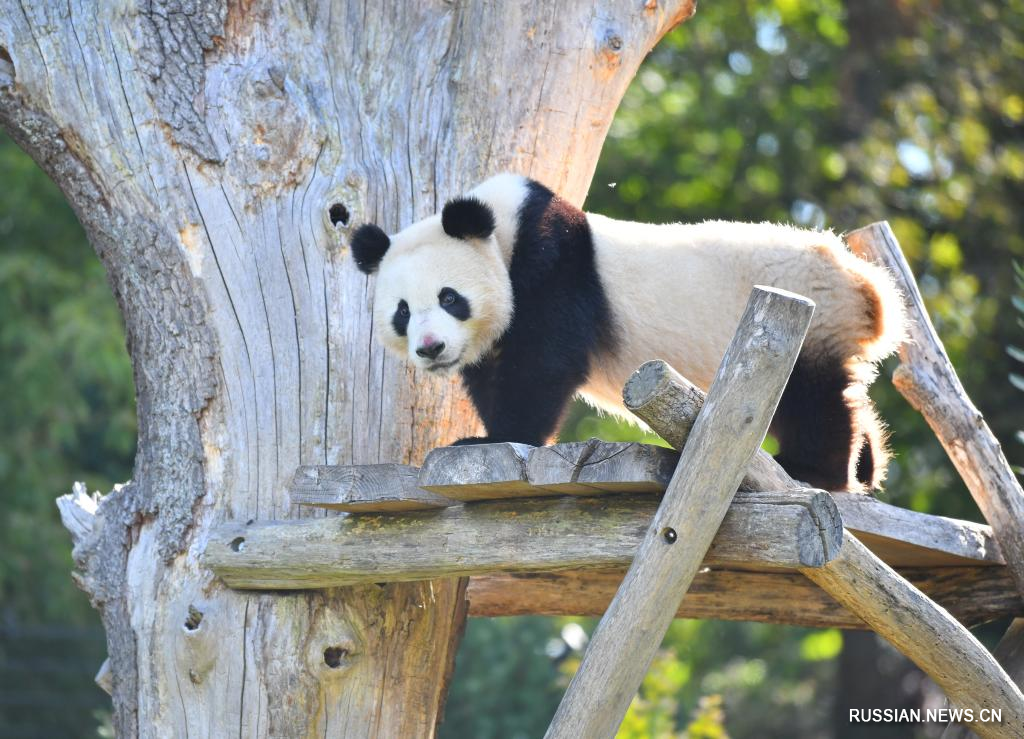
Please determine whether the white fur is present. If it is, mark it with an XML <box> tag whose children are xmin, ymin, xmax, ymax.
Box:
<box><xmin>578</xmin><ymin>215</ymin><xmax>905</xmax><ymax>418</ymax></box>
<box><xmin>372</xmin><ymin>173</ymin><xmax>905</xmax><ymax>426</ymax></box>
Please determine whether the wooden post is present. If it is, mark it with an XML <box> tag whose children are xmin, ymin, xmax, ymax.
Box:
<box><xmin>544</xmin><ymin>286</ymin><xmax>815</xmax><ymax>739</ymax></box>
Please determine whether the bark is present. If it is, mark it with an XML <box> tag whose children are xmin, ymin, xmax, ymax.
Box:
<box><xmin>0</xmin><ymin>1</ymin><xmax>694</xmax><ymax>735</ymax></box>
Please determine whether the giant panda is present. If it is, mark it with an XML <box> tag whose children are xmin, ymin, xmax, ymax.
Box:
<box><xmin>350</xmin><ymin>173</ymin><xmax>905</xmax><ymax>492</ymax></box>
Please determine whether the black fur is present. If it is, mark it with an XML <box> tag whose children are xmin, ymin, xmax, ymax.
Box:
<box><xmin>442</xmin><ymin>197</ymin><xmax>496</xmax><ymax>240</ymax></box>
<box><xmin>771</xmin><ymin>354</ymin><xmax>856</xmax><ymax>491</ymax></box>
<box><xmin>392</xmin><ymin>299</ymin><xmax>410</xmax><ymax>337</ymax></box>
<box><xmin>439</xmin><ymin>287</ymin><xmax>471</xmax><ymax>320</ymax></box>
<box><xmin>351</xmin><ymin>223</ymin><xmax>391</xmax><ymax>274</ymax></box>
<box><xmin>458</xmin><ymin>181</ymin><xmax>617</xmax><ymax>446</ymax></box>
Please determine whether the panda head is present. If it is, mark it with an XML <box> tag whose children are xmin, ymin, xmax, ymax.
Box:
<box><xmin>351</xmin><ymin>196</ymin><xmax>513</xmax><ymax>373</ymax></box>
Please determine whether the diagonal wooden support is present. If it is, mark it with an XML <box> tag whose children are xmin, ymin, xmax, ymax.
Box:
<box><xmin>632</xmin><ymin>358</ymin><xmax>1024</xmax><ymax>738</ymax></box>
<box><xmin>803</xmin><ymin>535</ymin><xmax>1024</xmax><ymax>738</ymax></box>
<box><xmin>942</xmin><ymin>620</ymin><xmax>1024</xmax><ymax>739</ymax></box>
<box><xmin>847</xmin><ymin>222</ymin><xmax>1024</xmax><ymax>597</ymax></box>
<box><xmin>848</xmin><ymin>222</ymin><xmax>1024</xmax><ymax>738</ymax></box>
<box><xmin>545</xmin><ymin>286</ymin><xmax>815</xmax><ymax>739</ymax></box>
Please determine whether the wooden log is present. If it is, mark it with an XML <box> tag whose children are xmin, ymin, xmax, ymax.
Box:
<box><xmin>546</xmin><ymin>286</ymin><xmax>815</xmax><ymax>739</ymax></box>
<box><xmin>848</xmin><ymin>222</ymin><xmax>1024</xmax><ymax>597</ymax></box>
<box><xmin>289</xmin><ymin>464</ymin><xmax>455</xmax><ymax>511</ymax></box>
<box><xmin>833</xmin><ymin>493</ymin><xmax>1002</xmax><ymax>567</ymax></box>
<box><xmin>419</xmin><ymin>439</ymin><xmax>681</xmax><ymax>500</ymax></box>
<box><xmin>526</xmin><ymin>438</ymin><xmax>678</xmax><ymax>494</ymax></box>
<box><xmin>204</xmin><ymin>489</ymin><xmax>841</xmax><ymax>590</ymax></box>
<box><xmin>802</xmin><ymin>532</ymin><xmax>1024</xmax><ymax>738</ymax></box>
<box><xmin>942</xmin><ymin>619</ymin><xmax>1024</xmax><ymax>738</ymax></box>
<box><xmin>467</xmin><ymin>566</ymin><xmax>1024</xmax><ymax>630</ymax></box>
<box><xmin>418</xmin><ymin>442</ymin><xmax>537</xmax><ymax>500</ymax></box>
<box><xmin>622</xmin><ymin>360</ymin><xmax>1004</xmax><ymax>565</ymax></box>
<box><xmin>624</xmin><ymin>359</ymin><xmax>801</xmax><ymax>492</ymax></box>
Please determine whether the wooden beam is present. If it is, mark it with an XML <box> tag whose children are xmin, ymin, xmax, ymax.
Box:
<box><xmin>847</xmin><ymin>222</ymin><xmax>1024</xmax><ymax>597</ymax></box>
<box><xmin>802</xmin><ymin>532</ymin><xmax>1024</xmax><ymax>738</ymax></box>
<box><xmin>526</xmin><ymin>438</ymin><xmax>678</xmax><ymax>494</ymax></box>
<box><xmin>289</xmin><ymin>464</ymin><xmax>456</xmax><ymax>511</ymax></box>
<box><xmin>287</xmin><ymin>439</ymin><xmax>1002</xmax><ymax>568</ymax></box>
<box><xmin>204</xmin><ymin>489</ymin><xmax>841</xmax><ymax>590</ymax></box>
<box><xmin>834</xmin><ymin>493</ymin><xmax>1001</xmax><ymax>567</ymax></box>
<box><xmin>467</xmin><ymin>566</ymin><xmax>1024</xmax><ymax>630</ymax></box>
<box><xmin>942</xmin><ymin>619</ymin><xmax>1024</xmax><ymax>738</ymax></box>
<box><xmin>546</xmin><ymin>286</ymin><xmax>815</xmax><ymax>739</ymax></box>
<box><xmin>418</xmin><ymin>438</ymin><xmax>680</xmax><ymax>500</ymax></box>
<box><xmin>623</xmin><ymin>359</ymin><xmax>796</xmax><ymax>492</ymax></box>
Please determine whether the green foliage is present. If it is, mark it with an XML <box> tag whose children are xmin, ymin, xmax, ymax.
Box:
<box><xmin>0</xmin><ymin>131</ymin><xmax>132</xmax><ymax>736</ymax></box>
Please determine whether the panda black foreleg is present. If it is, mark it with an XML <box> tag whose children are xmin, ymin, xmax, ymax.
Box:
<box><xmin>771</xmin><ymin>354</ymin><xmax>856</xmax><ymax>491</ymax></box>
<box><xmin>455</xmin><ymin>354</ymin><xmax>585</xmax><ymax>447</ymax></box>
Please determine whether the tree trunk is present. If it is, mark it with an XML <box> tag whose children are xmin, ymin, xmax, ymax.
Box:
<box><xmin>0</xmin><ymin>1</ymin><xmax>693</xmax><ymax>735</ymax></box>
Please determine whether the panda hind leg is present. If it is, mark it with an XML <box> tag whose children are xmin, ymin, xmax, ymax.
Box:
<box><xmin>770</xmin><ymin>353</ymin><xmax>873</xmax><ymax>492</ymax></box>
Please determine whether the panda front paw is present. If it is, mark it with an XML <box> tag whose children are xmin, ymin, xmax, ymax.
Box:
<box><xmin>450</xmin><ymin>436</ymin><xmax>493</xmax><ymax>446</ymax></box>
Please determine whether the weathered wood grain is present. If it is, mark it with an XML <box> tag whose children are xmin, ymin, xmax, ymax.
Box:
<box><xmin>546</xmin><ymin>287</ymin><xmax>815</xmax><ymax>739</ymax></box>
<box><xmin>848</xmin><ymin>222</ymin><xmax>1024</xmax><ymax>596</ymax></box>
<box><xmin>205</xmin><ymin>489</ymin><xmax>842</xmax><ymax>589</ymax></box>
<box><xmin>419</xmin><ymin>442</ymin><xmax>537</xmax><ymax>500</ymax></box>
<box><xmin>467</xmin><ymin>566</ymin><xmax>1024</xmax><ymax>630</ymax></box>
<box><xmin>289</xmin><ymin>464</ymin><xmax>455</xmax><ymax>511</ymax></box>
<box><xmin>834</xmin><ymin>492</ymin><xmax>1002</xmax><ymax>567</ymax></box>
<box><xmin>802</xmin><ymin>532</ymin><xmax>1024</xmax><ymax>738</ymax></box>
<box><xmin>291</xmin><ymin>444</ymin><xmax>1001</xmax><ymax>568</ymax></box>
<box><xmin>527</xmin><ymin>438</ymin><xmax>678</xmax><ymax>494</ymax></box>
<box><xmin>419</xmin><ymin>439</ymin><xmax>680</xmax><ymax>499</ymax></box>
<box><xmin>942</xmin><ymin>619</ymin><xmax>1024</xmax><ymax>738</ymax></box>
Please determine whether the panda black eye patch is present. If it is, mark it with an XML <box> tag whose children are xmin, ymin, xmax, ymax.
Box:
<box><xmin>392</xmin><ymin>299</ymin><xmax>410</xmax><ymax>337</ymax></box>
<box><xmin>438</xmin><ymin>287</ymin><xmax>471</xmax><ymax>320</ymax></box>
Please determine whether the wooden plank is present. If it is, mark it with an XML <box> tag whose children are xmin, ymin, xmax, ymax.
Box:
<box><xmin>546</xmin><ymin>286</ymin><xmax>815</xmax><ymax>739</ymax></box>
<box><xmin>467</xmin><ymin>566</ymin><xmax>1024</xmax><ymax>630</ymax></box>
<box><xmin>526</xmin><ymin>439</ymin><xmax>677</xmax><ymax>494</ymax></box>
<box><xmin>289</xmin><ymin>464</ymin><xmax>455</xmax><ymax>511</ymax></box>
<box><xmin>204</xmin><ymin>489</ymin><xmax>841</xmax><ymax>590</ymax></box>
<box><xmin>418</xmin><ymin>442</ymin><xmax>539</xmax><ymax>500</ymax></box>
<box><xmin>834</xmin><ymin>493</ymin><xmax>1002</xmax><ymax>567</ymax></box>
<box><xmin>848</xmin><ymin>222</ymin><xmax>1024</xmax><ymax>597</ymax></box>
<box><xmin>802</xmin><ymin>532</ymin><xmax>1024</xmax><ymax>738</ymax></box>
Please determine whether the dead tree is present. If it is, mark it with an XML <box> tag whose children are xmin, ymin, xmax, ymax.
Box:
<box><xmin>0</xmin><ymin>2</ymin><xmax>695</xmax><ymax>735</ymax></box>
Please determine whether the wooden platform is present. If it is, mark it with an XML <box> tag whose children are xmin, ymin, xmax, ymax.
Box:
<box><xmin>202</xmin><ymin>440</ymin><xmax>1022</xmax><ymax>630</ymax></box>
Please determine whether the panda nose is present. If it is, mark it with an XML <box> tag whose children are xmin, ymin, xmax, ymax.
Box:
<box><xmin>416</xmin><ymin>340</ymin><xmax>446</xmax><ymax>360</ymax></box>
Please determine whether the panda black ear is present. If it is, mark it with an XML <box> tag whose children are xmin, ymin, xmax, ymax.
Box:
<box><xmin>442</xmin><ymin>197</ymin><xmax>496</xmax><ymax>240</ymax></box>
<box><xmin>350</xmin><ymin>223</ymin><xmax>391</xmax><ymax>274</ymax></box>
